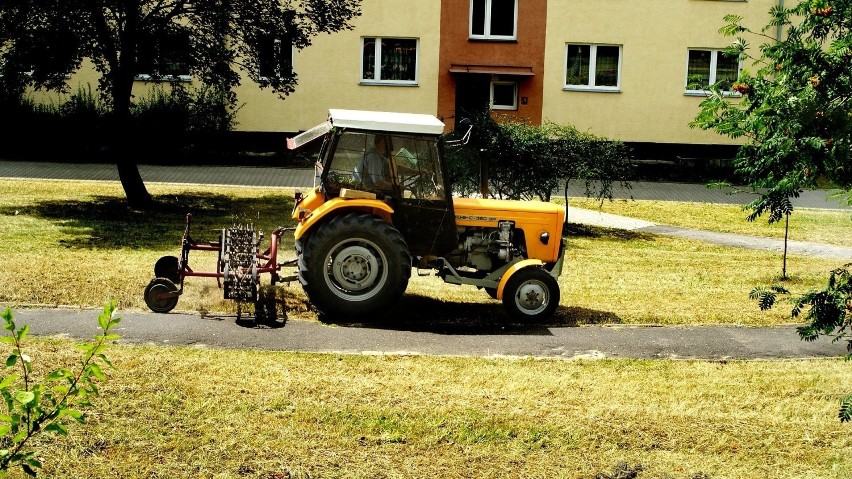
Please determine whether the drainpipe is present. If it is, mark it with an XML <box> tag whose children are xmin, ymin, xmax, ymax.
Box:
<box><xmin>776</xmin><ymin>0</ymin><xmax>785</xmax><ymax>42</ymax></box>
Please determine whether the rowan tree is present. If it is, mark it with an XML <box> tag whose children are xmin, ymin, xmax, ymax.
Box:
<box><xmin>692</xmin><ymin>0</ymin><xmax>852</xmax><ymax>421</ymax></box>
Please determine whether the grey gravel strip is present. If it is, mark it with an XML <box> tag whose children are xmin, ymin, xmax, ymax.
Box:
<box><xmin>640</xmin><ymin>225</ymin><xmax>852</xmax><ymax>260</ymax></box>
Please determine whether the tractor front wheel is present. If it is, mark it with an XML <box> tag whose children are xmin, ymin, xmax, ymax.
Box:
<box><xmin>299</xmin><ymin>212</ymin><xmax>411</xmax><ymax>318</ymax></box>
<box><xmin>502</xmin><ymin>267</ymin><xmax>559</xmax><ymax>321</ymax></box>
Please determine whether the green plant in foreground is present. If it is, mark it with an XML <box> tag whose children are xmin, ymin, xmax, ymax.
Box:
<box><xmin>751</xmin><ymin>264</ymin><xmax>852</xmax><ymax>422</ymax></box>
<box><xmin>0</xmin><ymin>303</ymin><xmax>121</xmax><ymax>476</ymax></box>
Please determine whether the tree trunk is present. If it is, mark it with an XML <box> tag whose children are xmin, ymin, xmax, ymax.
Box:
<box><xmin>117</xmin><ymin>162</ymin><xmax>152</xmax><ymax>208</ymax></box>
<box><xmin>112</xmin><ymin>0</ymin><xmax>153</xmax><ymax>209</ymax></box>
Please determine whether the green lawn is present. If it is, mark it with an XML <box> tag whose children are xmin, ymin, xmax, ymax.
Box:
<box><xmin>0</xmin><ymin>179</ymin><xmax>845</xmax><ymax>325</ymax></box>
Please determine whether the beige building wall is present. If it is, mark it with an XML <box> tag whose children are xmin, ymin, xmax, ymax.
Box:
<box><xmin>542</xmin><ymin>0</ymin><xmax>776</xmax><ymax>145</ymax></box>
<box><xmin>28</xmin><ymin>0</ymin><xmax>441</xmax><ymax>134</ymax></box>
<box><xmin>235</xmin><ymin>0</ymin><xmax>442</xmax><ymax>132</ymax></box>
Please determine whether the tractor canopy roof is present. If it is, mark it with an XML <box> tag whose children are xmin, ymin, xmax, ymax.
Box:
<box><xmin>287</xmin><ymin>109</ymin><xmax>446</xmax><ymax>150</ymax></box>
<box><xmin>328</xmin><ymin>109</ymin><xmax>446</xmax><ymax>135</ymax></box>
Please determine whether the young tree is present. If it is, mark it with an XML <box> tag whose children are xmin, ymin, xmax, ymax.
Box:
<box><xmin>691</xmin><ymin>1</ymin><xmax>852</xmax><ymax>213</ymax></box>
<box><xmin>693</xmin><ymin>0</ymin><xmax>852</xmax><ymax>420</ymax></box>
<box><xmin>0</xmin><ymin>0</ymin><xmax>361</xmax><ymax>208</ymax></box>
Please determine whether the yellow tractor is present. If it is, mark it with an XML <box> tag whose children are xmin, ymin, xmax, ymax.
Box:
<box><xmin>288</xmin><ymin>109</ymin><xmax>566</xmax><ymax>321</ymax></box>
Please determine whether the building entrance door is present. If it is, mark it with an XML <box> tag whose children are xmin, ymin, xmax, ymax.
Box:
<box><xmin>453</xmin><ymin>73</ymin><xmax>491</xmax><ymax>119</ymax></box>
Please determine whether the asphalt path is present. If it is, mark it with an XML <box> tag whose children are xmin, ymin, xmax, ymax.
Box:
<box><xmin>12</xmin><ymin>308</ymin><xmax>849</xmax><ymax>360</ymax></box>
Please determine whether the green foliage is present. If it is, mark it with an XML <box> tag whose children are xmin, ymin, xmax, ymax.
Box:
<box><xmin>131</xmin><ymin>85</ymin><xmax>240</xmax><ymax>153</ymax></box>
<box><xmin>692</xmin><ymin>0</ymin><xmax>852</xmax><ymax>219</ymax></box>
<box><xmin>840</xmin><ymin>395</ymin><xmax>852</xmax><ymax>422</ymax></box>
<box><xmin>0</xmin><ymin>85</ymin><xmax>238</xmax><ymax>156</ymax></box>
<box><xmin>445</xmin><ymin>110</ymin><xmax>633</xmax><ymax>201</ymax></box>
<box><xmin>0</xmin><ymin>303</ymin><xmax>121</xmax><ymax>476</ymax></box>
<box><xmin>750</xmin><ymin>264</ymin><xmax>852</xmax><ymax>421</ymax></box>
<box><xmin>0</xmin><ymin>0</ymin><xmax>361</xmax><ymax>103</ymax></box>
<box><xmin>0</xmin><ymin>0</ymin><xmax>361</xmax><ymax>205</ymax></box>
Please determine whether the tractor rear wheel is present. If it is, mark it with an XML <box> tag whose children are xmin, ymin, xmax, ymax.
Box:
<box><xmin>298</xmin><ymin>212</ymin><xmax>411</xmax><ymax>318</ymax></box>
<box><xmin>502</xmin><ymin>267</ymin><xmax>559</xmax><ymax>321</ymax></box>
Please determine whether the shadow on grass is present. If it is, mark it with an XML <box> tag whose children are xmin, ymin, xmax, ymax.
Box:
<box><xmin>2</xmin><ymin>192</ymin><xmax>296</xmax><ymax>250</ymax></box>
<box><xmin>563</xmin><ymin>223</ymin><xmax>656</xmax><ymax>242</ymax></box>
<box><xmin>317</xmin><ymin>293</ymin><xmax>622</xmax><ymax>335</ymax></box>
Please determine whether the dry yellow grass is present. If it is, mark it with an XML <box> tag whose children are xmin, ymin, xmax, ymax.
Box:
<box><xmin>0</xmin><ymin>179</ymin><xmax>845</xmax><ymax>325</ymax></box>
<box><xmin>2</xmin><ymin>180</ymin><xmax>850</xmax><ymax>479</ymax></box>
<box><xmin>568</xmin><ymin>198</ymin><xmax>852</xmax><ymax>247</ymax></box>
<box><xmin>9</xmin><ymin>340</ymin><xmax>849</xmax><ymax>479</ymax></box>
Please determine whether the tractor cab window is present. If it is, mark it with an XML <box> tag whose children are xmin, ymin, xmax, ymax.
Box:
<box><xmin>324</xmin><ymin>130</ymin><xmax>445</xmax><ymax>200</ymax></box>
<box><xmin>324</xmin><ymin>131</ymin><xmax>372</xmax><ymax>194</ymax></box>
<box><xmin>387</xmin><ymin>134</ymin><xmax>445</xmax><ymax>200</ymax></box>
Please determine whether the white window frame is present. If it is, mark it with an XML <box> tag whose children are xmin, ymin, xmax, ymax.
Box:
<box><xmin>563</xmin><ymin>44</ymin><xmax>622</xmax><ymax>92</ymax></box>
<box><xmin>684</xmin><ymin>48</ymin><xmax>742</xmax><ymax>96</ymax></box>
<box><xmin>490</xmin><ymin>81</ymin><xmax>518</xmax><ymax>110</ymax></box>
<box><xmin>469</xmin><ymin>0</ymin><xmax>518</xmax><ymax>41</ymax></box>
<box><xmin>360</xmin><ymin>37</ymin><xmax>419</xmax><ymax>86</ymax></box>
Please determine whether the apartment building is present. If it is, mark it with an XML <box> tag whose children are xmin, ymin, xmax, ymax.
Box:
<box><xmin>58</xmin><ymin>0</ymin><xmax>778</xmax><ymax>156</ymax></box>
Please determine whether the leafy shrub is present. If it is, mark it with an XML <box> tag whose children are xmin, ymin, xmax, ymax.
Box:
<box><xmin>444</xmin><ymin>110</ymin><xmax>633</xmax><ymax>201</ymax></box>
<box><xmin>131</xmin><ymin>84</ymin><xmax>238</xmax><ymax>153</ymax></box>
<box><xmin>0</xmin><ymin>84</ymin><xmax>237</xmax><ymax>157</ymax></box>
<box><xmin>0</xmin><ymin>303</ymin><xmax>121</xmax><ymax>476</ymax></box>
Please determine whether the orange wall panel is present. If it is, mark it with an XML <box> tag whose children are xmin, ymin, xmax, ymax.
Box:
<box><xmin>438</xmin><ymin>0</ymin><xmax>547</xmax><ymax>129</ymax></box>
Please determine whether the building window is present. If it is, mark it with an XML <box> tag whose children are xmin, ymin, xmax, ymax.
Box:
<box><xmin>258</xmin><ymin>36</ymin><xmax>293</xmax><ymax>80</ymax></box>
<box><xmin>491</xmin><ymin>81</ymin><xmax>517</xmax><ymax>110</ymax></box>
<box><xmin>135</xmin><ymin>30</ymin><xmax>192</xmax><ymax>81</ymax></box>
<box><xmin>685</xmin><ymin>49</ymin><xmax>740</xmax><ymax>94</ymax></box>
<box><xmin>470</xmin><ymin>0</ymin><xmax>517</xmax><ymax>40</ymax></box>
<box><xmin>564</xmin><ymin>44</ymin><xmax>621</xmax><ymax>92</ymax></box>
<box><xmin>361</xmin><ymin>37</ymin><xmax>418</xmax><ymax>85</ymax></box>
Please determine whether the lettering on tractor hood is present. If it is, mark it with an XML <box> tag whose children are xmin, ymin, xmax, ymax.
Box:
<box><xmin>455</xmin><ymin>214</ymin><xmax>499</xmax><ymax>223</ymax></box>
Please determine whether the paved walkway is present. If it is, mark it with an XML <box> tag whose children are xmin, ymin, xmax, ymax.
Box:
<box><xmin>11</xmin><ymin>308</ymin><xmax>849</xmax><ymax>360</ymax></box>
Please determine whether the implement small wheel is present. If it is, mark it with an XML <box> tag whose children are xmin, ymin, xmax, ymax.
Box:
<box><xmin>144</xmin><ymin>278</ymin><xmax>179</xmax><ymax>313</ymax></box>
<box><xmin>154</xmin><ymin>256</ymin><xmax>180</xmax><ymax>284</ymax></box>
<box><xmin>502</xmin><ymin>267</ymin><xmax>559</xmax><ymax>321</ymax></box>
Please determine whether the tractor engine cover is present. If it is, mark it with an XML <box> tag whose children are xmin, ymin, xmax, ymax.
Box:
<box><xmin>458</xmin><ymin>220</ymin><xmax>515</xmax><ymax>272</ymax></box>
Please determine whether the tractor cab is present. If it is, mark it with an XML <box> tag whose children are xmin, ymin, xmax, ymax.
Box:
<box><xmin>290</xmin><ymin>109</ymin><xmax>458</xmax><ymax>257</ymax></box>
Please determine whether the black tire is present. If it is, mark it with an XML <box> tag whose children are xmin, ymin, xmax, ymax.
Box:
<box><xmin>484</xmin><ymin>287</ymin><xmax>498</xmax><ymax>300</ymax></box>
<box><xmin>502</xmin><ymin>267</ymin><xmax>560</xmax><ymax>321</ymax></box>
<box><xmin>154</xmin><ymin>256</ymin><xmax>180</xmax><ymax>284</ymax></box>
<box><xmin>298</xmin><ymin>212</ymin><xmax>411</xmax><ymax>317</ymax></box>
<box><xmin>144</xmin><ymin>278</ymin><xmax>179</xmax><ymax>313</ymax></box>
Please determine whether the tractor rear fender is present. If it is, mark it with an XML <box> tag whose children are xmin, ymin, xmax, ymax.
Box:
<box><xmin>294</xmin><ymin>197</ymin><xmax>394</xmax><ymax>241</ymax></box>
<box><xmin>496</xmin><ymin>259</ymin><xmax>545</xmax><ymax>300</ymax></box>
